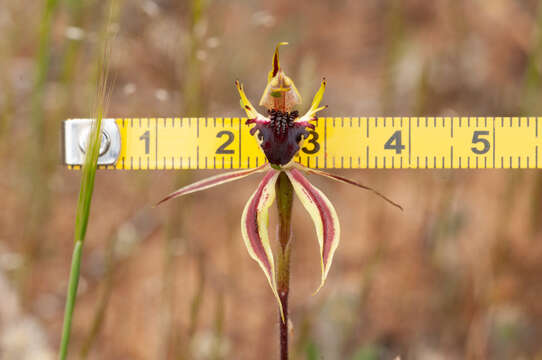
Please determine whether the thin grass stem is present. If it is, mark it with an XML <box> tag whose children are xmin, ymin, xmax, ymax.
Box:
<box><xmin>58</xmin><ymin>241</ymin><xmax>83</xmax><ymax>360</ymax></box>
<box><xmin>58</xmin><ymin>5</ymin><xmax>113</xmax><ymax>356</ymax></box>
<box><xmin>58</xmin><ymin>106</ymin><xmax>104</xmax><ymax>360</ymax></box>
<box><xmin>19</xmin><ymin>0</ymin><xmax>62</xmax><ymax>301</ymax></box>
<box><xmin>79</xmin><ymin>235</ymin><xmax>116</xmax><ymax>359</ymax></box>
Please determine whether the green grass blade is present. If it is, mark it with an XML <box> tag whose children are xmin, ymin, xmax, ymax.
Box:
<box><xmin>305</xmin><ymin>341</ymin><xmax>321</xmax><ymax>360</ymax></box>
<box><xmin>58</xmin><ymin>240</ymin><xmax>83</xmax><ymax>360</ymax></box>
<box><xmin>73</xmin><ymin>108</ymin><xmax>103</xmax><ymax>243</ymax></box>
<box><xmin>57</xmin><ymin>2</ymin><xmax>119</xmax><ymax>357</ymax></box>
<box><xmin>58</xmin><ymin>106</ymin><xmax>104</xmax><ymax>360</ymax></box>
<box><xmin>58</xmin><ymin>95</ymin><xmax>105</xmax><ymax>360</ymax></box>
<box><xmin>58</xmin><ymin>33</ymin><xmax>110</xmax><ymax>360</ymax></box>
<box><xmin>33</xmin><ymin>0</ymin><xmax>60</xmax><ymax>126</ymax></box>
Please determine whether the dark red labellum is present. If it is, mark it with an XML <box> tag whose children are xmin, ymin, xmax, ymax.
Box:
<box><xmin>247</xmin><ymin>110</ymin><xmax>313</xmax><ymax>166</ymax></box>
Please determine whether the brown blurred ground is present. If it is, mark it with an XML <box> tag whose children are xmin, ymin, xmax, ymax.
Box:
<box><xmin>2</xmin><ymin>0</ymin><xmax>542</xmax><ymax>359</ymax></box>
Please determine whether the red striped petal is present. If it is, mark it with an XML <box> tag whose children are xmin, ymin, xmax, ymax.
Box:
<box><xmin>156</xmin><ymin>164</ymin><xmax>268</xmax><ymax>206</ymax></box>
<box><xmin>241</xmin><ymin>170</ymin><xmax>284</xmax><ymax>320</ymax></box>
<box><xmin>286</xmin><ymin>168</ymin><xmax>340</xmax><ymax>293</ymax></box>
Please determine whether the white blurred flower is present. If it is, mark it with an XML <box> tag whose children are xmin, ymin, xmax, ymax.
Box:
<box><xmin>206</xmin><ymin>37</ymin><xmax>220</xmax><ymax>49</ymax></box>
<box><xmin>141</xmin><ymin>0</ymin><xmax>160</xmax><ymax>17</ymax></box>
<box><xmin>65</xmin><ymin>26</ymin><xmax>85</xmax><ymax>41</ymax></box>
<box><xmin>0</xmin><ymin>274</ymin><xmax>54</xmax><ymax>360</ymax></box>
<box><xmin>0</xmin><ymin>252</ymin><xmax>22</xmax><ymax>271</ymax></box>
<box><xmin>196</xmin><ymin>50</ymin><xmax>207</xmax><ymax>61</ymax></box>
<box><xmin>108</xmin><ymin>23</ymin><xmax>120</xmax><ymax>36</ymax></box>
<box><xmin>115</xmin><ymin>223</ymin><xmax>139</xmax><ymax>258</ymax></box>
<box><xmin>251</xmin><ymin>11</ymin><xmax>275</xmax><ymax>28</ymax></box>
<box><xmin>123</xmin><ymin>82</ymin><xmax>136</xmax><ymax>96</ymax></box>
<box><xmin>191</xmin><ymin>330</ymin><xmax>230</xmax><ymax>359</ymax></box>
<box><xmin>1</xmin><ymin>318</ymin><xmax>54</xmax><ymax>360</ymax></box>
<box><xmin>155</xmin><ymin>88</ymin><xmax>170</xmax><ymax>102</ymax></box>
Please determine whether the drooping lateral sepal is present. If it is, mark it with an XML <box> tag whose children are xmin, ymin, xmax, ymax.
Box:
<box><xmin>241</xmin><ymin>170</ymin><xmax>285</xmax><ymax>321</ymax></box>
<box><xmin>285</xmin><ymin>168</ymin><xmax>340</xmax><ymax>294</ymax></box>
<box><xmin>156</xmin><ymin>164</ymin><xmax>269</xmax><ymax>206</ymax></box>
<box><xmin>294</xmin><ymin>163</ymin><xmax>403</xmax><ymax>211</ymax></box>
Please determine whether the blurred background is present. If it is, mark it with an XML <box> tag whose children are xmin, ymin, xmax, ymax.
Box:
<box><xmin>2</xmin><ymin>0</ymin><xmax>542</xmax><ymax>359</ymax></box>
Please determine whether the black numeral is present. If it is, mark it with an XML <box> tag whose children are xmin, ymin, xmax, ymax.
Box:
<box><xmin>384</xmin><ymin>130</ymin><xmax>405</xmax><ymax>154</ymax></box>
<box><xmin>216</xmin><ymin>131</ymin><xmax>235</xmax><ymax>154</ymax></box>
<box><xmin>139</xmin><ymin>130</ymin><xmax>150</xmax><ymax>154</ymax></box>
<box><xmin>471</xmin><ymin>130</ymin><xmax>490</xmax><ymax>154</ymax></box>
<box><xmin>302</xmin><ymin>130</ymin><xmax>321</xmax><ymax>154</ymax></box>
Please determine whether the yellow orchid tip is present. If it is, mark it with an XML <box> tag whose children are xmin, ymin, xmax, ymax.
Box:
<box><xmin>312</xmin><ymin>281</ymin><xmax>325</xmax><ymax>296</ymax></box>
<box><xmin>275</xmin><ymin>42</ymin><xmax>289</xmax><ymax>53</ymax></box>
<box><xmin>272</xmin><ymin>42</ymin><xmax>288</xmax><ymax>78</ymax></box>
<box><xmin>279</xmin><ymin>304</ymin><xmax>286</xmax><ymax>323</ymax></box>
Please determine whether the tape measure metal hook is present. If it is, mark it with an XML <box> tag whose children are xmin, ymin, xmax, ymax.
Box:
<box><xmin>63</xmin><ymin>119</ymin><xmax>121</xmax><ymax>166</ymax></box>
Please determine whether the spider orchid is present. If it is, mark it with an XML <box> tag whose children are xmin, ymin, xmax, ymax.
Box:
<box><xmin>158</xmin><ymin>43</ymin><xmax>401</xmax><ymax>320</ymax></box>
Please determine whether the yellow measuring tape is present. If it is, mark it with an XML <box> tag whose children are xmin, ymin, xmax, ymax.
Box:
<box><xmin>63</xmin><ymin>116</ymin><xmax>542</xmax><ymax>170</ymax></box>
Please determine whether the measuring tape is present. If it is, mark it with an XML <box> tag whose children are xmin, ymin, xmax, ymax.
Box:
<box><xmin>63</xmin><ymin>117</ymin><xmax>542</xmax><ymax>170</ymax></box>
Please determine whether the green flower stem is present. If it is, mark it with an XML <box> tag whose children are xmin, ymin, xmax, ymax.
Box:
<box><xmin>276</xmin><ymin>171</ymin><xmax>294</xmax><ymax>360</ymax></box>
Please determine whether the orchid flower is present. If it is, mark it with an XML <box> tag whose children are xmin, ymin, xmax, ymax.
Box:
<box><xmin>158</xmin><ymin>43</ymin><xmax>402</xmax><ymax>320</ymax></box>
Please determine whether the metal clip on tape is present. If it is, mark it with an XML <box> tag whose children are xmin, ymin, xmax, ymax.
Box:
<box><xmin>63</xmin><ymin>119</ymin><xmax>121</xmax><ymax>166</ymax></box>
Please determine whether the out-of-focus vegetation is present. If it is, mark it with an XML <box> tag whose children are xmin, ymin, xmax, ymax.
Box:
<box><xmin>1</xmin><ymin>1</ymin><xmax>542</xmax><ymax>359</ymax></box>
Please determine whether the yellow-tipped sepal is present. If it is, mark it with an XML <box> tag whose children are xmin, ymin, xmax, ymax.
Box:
<box><xmin>297</xmin><ymin>78</ymin><xmax>327</xmax><ymax>124</ymax></box>
<box><xmin>268</xmin><ymin>42</ymin><xmax>289</xmax><ymax>82</ymax></box>
<box><xmin>236</xmin><ymin>80</ymin><xmax>265</xmax><ymax>119</ymax></box>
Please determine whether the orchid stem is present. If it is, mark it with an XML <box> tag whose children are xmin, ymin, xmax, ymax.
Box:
<box><xmin>276</xmin><ymin>171</ymin><xmax>293</xmax><ymax>360</ymax></box>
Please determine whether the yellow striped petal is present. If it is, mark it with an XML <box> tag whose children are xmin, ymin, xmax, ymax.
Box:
<box><xmin>241</xmin><ymin>170</ymin><xmax>284</xmax><ymax>321</ymax></box>
<box><xmin>285</xmin><ymin>168</ymin><xmax>340</xmax><ymax>294</ymax></box>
